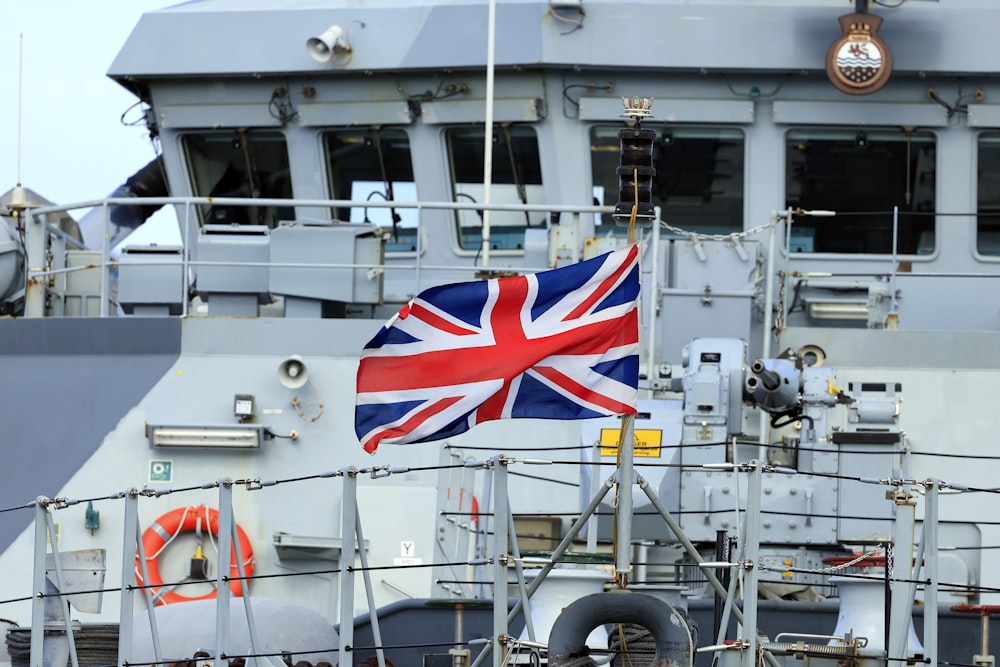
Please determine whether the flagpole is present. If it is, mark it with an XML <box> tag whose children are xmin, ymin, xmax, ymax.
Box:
<box><xmin>481</xmin><ymin>0</ymin><xmax>497</xmax><ymax>269</ymax></box>
<box><xmin>614</xmin><ymin>414</ymin><xmax>635</xmax><ymax>587</ymax></box>
<box><xmin>611</xmin><ymin>156</ymin><xmax>641</xmax><ymax>589</ymax></box>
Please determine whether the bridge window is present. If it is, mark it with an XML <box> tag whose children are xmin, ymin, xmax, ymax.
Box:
<box><xmin>590</xmin><ymin>126</ymin><xmax>745</xmax><ymax>237</ymax></box>
<box><xmin>446</xmin><ymin>125</ymin><xmax>543</xmax><ymax>251</ymax></box>
<box><xmin>785</xmin><ymin>129</ymin><xmax>936</xmax><ymax>254</ymax></box>
<box><xmin>183</xmin><ymin>130</ymin><xmax>292</xmax><ymax>228</ymax></box>
<box><xmin>977</xmin><ymin>132</ymin><xmax>1000</xmax><ymax>256</ymax></box>
<box><xmin>323</xmin><ymin>128</ymin><xmax>416</xmax><ymax>251</ymax></box>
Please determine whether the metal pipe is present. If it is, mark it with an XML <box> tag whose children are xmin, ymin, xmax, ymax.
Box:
<box><xmin>890</xmin><ymin>205</ymin><xmax>900</xmax><ymax>318</ymax></box>
<box><xmin>339</xmin><ymin>468</ymin><xmax>359</xmax><ymax>667</ymax></box>
<box><xmin>615</xmin><ymin>415</ymin><xmax>636</xmax><ymax>580</ymax></box>
<box><xmin>475</xmin><ymin>466</ymin><xmax>494</xmax><ymax>600</ymax></box>
<box><xmin>99</xmin><ymin>201</ymin><xmax>110</xmax><ymax>317</ymax></box>
<box><xmin>24</xmin><ymin>210</ymin><xmax>46</xmax><ymax>317</ymax></box>
<box><xmin>763</xmin><ymin>211</ymin><xmax>778</xmax><ymax>361</ymax></box>
<box><xmin>646</xmin><ymin>207</ymin><xmax>661</xmax><ymax>392</ymax></box>
<box><xmin>888</xmin><ymin>489</ymin><xmax>917</xmax><ymax>664</ymax></box>
<box><xmin>215</xmin><ymin>480</ymin><xmax>234</xmax><ymax>667</ymax></box>
<box><xmin>415</xmin><ymin>200</ymin><xmax>424</xmax><ymax>308</ymax></box>
<box><xmin>759</xmin><ymin>211</ymin><xmax>781</xmax><ymax>461</ymax></box>
<box><xmin>506</xmin><ymin>509</ymin><xmax>535</xmax><ymax>642</ymax></box>
<box><xmin>741</xmin><ymin>463</ymin><xmax>764</xmax><ymax>667</ymax></box>
<box><xmin>130</xmin><ymin>493</ymin><xmax>163</xmax><ymax>666</ymax></box>
<box><xmin>924</xmin><ymin>480</ymin><xmax>940</xmax><ymax>667</ymax></box>
<box><xmin>44</xmin><ymin>511</ymin><xmax>80</xmax><ymax>667</ymax></box>
<box><xmin>30</xmin><ymin>499</ymin><xmax>47</xmax><ymax>667</ymax></box>
<box><xmin>491</xmin><ymin>459</ymin><xmax>509</xmax><ymax>667</ymax></box>
<box><xmin>481</xmin><ymin>0</ymin><xmax>497</xmax><ymax>269</ymax></box>
<box><xmin>230</xmin><ymin>500</ymin><xmax>262</xmax><ymax>667</ymax></box>
<box><xmin>355</xmin><ymin>509</ymin><xmax>387</xmax><ymax>667</ymax></box>
<box><xmin>117</xmin><ymin>493</ymin><xmax>138</xmax><ymax>667</ymax></box>
<box><xmin>29</xmin><ymin>196</ymin><xmax>613</xmax><ymax>217</ymax></box>
<box><xmin>659</xmin><ymin>288</ymin><xmax>757</xmax><ymax>298</ymax></box>
<box><xmin>181</xmin><ymin>202</ymin><xmax>192</xmax><ymax>317</ymax></box>
<box><xmin>712</xmin><ymin>531</ymin><xmax>728</xmax><ymax>644</ymax></box>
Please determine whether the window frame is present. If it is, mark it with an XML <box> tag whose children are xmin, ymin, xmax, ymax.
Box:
<box><xmin>783</xmin><ymin>126</ymin><xmax>937</xmax><ymax>257</ymax></box>
<box><xmin>444</xmin><ymin>123</ymin><xmax>545</xmax><ymax>256</ymax></box>
<box><xmin>589</xmin><ymin>123</ymin><xmax>747</xmax><ymax>239</ymax></box>
<box><xmin>181</xmin><ymin>128</ymin><xmax>294</xmax><ymax>229</ymax></box>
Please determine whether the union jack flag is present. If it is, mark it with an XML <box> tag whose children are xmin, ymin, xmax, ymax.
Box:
<box><xmin>355</xmin><ymin>244</ymin><xmax>640</xmax><ymax>454</ymax></box>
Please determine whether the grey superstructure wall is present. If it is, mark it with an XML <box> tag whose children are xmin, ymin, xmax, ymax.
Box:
<box><xmin>0</xmin><ymin>318</ymin><xmax>181</xmax><ymax>553</ymax></box>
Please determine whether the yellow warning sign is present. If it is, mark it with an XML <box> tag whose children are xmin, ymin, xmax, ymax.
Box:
<box><xmin>599</xmin><ymin>429</ymin><xmax>663</xmax><ymax>458</ymax></box>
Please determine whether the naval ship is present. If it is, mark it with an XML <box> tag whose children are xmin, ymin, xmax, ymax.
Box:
<box><xmin>2</xmin><ymin>1</ymin><xmax>1000</xmax><ymax>667</ymax></box>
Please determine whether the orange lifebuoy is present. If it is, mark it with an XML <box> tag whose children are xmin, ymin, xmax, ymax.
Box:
<box><xmin>135</xmin><ymin>505</ymin><xmax>255</xmax><ymax>606</ymax></box>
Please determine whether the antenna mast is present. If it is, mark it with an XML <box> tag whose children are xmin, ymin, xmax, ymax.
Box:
<box><xmin>9</xmin><ymin>34</ymin><xmax>28</xmax><ymax>216</ymax></box>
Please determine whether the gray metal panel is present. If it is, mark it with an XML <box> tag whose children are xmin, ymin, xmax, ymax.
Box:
<box><xmin>179</xmin><ymin>316</ymin><xmax>382</xmax><ymax>357</ymax></box>
<box><xmin>894</xmin><ymin>274</ymin><xmax>1000</xmax><ymax>331</ymax></box>
<box><xmin>108</xmin><ymin>1</ymin><xmax>1000</xmax><ymax>81</ymax></box>
<box><xmin>159</xmin><ymin>103</ymin><xmax>282</xmax><ymax>129</ymax></box>
<box><xmin>0</xmin><ymin>318</ymin><xmax>181</xmax><ymax>554</ymax></box>
<box><xmin>578</xmin><ymin>97</ymin><xmax>754</xmax><ymax>124</ymax></box>
<box><xmin>773</xmin><ymin>100</ymin><xmax>949</xmax><ymax>127</ymax></box>
<box><xmin>421</xmin><ymin>97</ymin><xmax>544</xmax><ymax>124</ymax></box>
<box><xmin>118</xmin><ymin>246</ymin><xmax>185</xmax><ymax>312</ymax></box>
<box><xmin>108</xmin><ymin>2</ymin><xmax>545</xmax><ymax>79</ymax></box>
<box><xmin>838</xmin><ymin>446</ymin><xmax>898</xmax><ymax>543</ymax></box>
<box><xmin>195</xmin><ymin>226</ymin><xmax>271</xmax><ymax>296</ymax></box>
<box><xmin>967</xmin><ymin>104</ymin><xmax>1000</xmax><ymax>128</ymax></box>
<box><xmin>269</xmin><ymin>224</ymin><xmax>383</xmax><ymax>304</ymax></box>
<box><xmin>778</xmin><ymin>327</ymin><xmax>1000</xmax><ymax>369</ymax></box>
<box><xmin>670</xmin><ymin>239</ymin><xmax>759</xmax><ymax>291</ymax></box>
<box><xmin>298</xmin><ymin>101</ymin><xmax>414</xmax><ymax>127</ymax></box>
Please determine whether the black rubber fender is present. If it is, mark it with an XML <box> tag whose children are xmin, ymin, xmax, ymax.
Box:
<box><xmin>547</xmin><ymin>590</ymin><xmax>691</xmax><ymax>667</ymax></box>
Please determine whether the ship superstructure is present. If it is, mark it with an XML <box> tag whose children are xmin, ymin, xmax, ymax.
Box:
<box><xmin>3</xmin><ymin>2</ymin><xmax>1000</xmax><ymax>667</ymax></box>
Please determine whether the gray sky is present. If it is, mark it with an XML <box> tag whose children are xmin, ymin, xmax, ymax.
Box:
<box><xmin>3</xmin><ymin>1</ymin><xmax>177</xmax><ymax>241</ymax></box>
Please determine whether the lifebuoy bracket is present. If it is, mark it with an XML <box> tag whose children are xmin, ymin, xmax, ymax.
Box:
<box><xmin>547</xmin><ymin>591</ymin><xmax>691</xmax><ymax>667</ymax></box>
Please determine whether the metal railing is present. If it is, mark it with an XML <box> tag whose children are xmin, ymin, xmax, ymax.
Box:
<box><xmin>22</xmin><ymin>196</ymin><xmax>617</xmax><ymax>319</ymax></box>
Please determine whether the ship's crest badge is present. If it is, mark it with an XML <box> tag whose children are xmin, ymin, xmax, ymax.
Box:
<box><xmin>826</xmin><ymin>12</ymin><xmax>893</xmax><ymax>95</ymax></box>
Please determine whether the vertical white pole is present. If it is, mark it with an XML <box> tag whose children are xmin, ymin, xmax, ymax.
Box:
<box><xmin>923</xmin><ymin>480</ymin><xmax>939</xmax><ymax>667</ymax></box>
<box><xmin>216</xmin><ymin>480</ymin><xmax>234</xmax><ymax>667</ymax></box>
<box><xmin>888</xmin><ymin>488</ymin><xmax>916</xmax><ymax>665</ymax></box>
<box><xmin>741</xmin><ymin>464</ymin><xmax>763</xmax><ymax>667</ymax></box>
<box><xmin>30</xmin><ymin>498</ymin><xmax>48</xmax><ymax>667</ymax></box>
<box><xmin>614</xmin><ymin>417</ymin><xmax>635</xmax><ymax>580</ymax></box>
<box><xmin>492</xmin><ymin>458</ymin><xmax>509</xmax><ymax>667</ymax></box>
<box><xmin>340</xmin><ymin>469</ymin><xmax>359</xmax><ymax>667</ymax></box>
<box><xmin>481</xmin><ymin>0</ymin><xmax>497</xmax><ymax>269</ymax></box>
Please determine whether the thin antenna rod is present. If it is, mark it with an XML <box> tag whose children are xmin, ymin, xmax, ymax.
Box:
<box><xmin>17</xmin><ymin>33</ymin><xmax>23</xmax><ymax>184</ymax></box>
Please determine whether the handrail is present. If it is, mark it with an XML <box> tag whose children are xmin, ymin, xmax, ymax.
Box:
<box><xmin>27</xmin><ymin>196</ymin><xmax>613</xmax><ymax>217</ymax></box>
<box><xmin>20</xmin><ymin>195</ymin><xmax>617</xmax><ymax>319</ymax></box>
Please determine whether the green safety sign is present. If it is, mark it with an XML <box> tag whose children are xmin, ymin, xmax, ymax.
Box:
<box><xmin>149</xmin><ymin>460</ymin><xmax>173</xmax><ymax>483</ymax></box>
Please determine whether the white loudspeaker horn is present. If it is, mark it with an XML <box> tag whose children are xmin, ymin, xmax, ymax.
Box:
<box><xmin>278</xmin><ymin>355</ymin><xmax>309</xmax><ymax>389</ymax></box>
<box><xmin>306</xmin><ymin>25</ymin><xmax>344</xmax><ymax>63</ymax></box>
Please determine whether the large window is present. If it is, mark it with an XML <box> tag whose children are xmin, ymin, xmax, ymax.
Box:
<box><xmin>183</xmin><ymin>130</ymin><xmax>292</xmax><ymax>228</ymax></box>
<box><xmin>977</xmin><ymin>133</ymin><xmax>1000</xmax><ymax>255</ymax></box>
<box><xmin>591</xmin><ymin>126</ymin><xmax>745</xmax><ymax>236</ymax></box>
<box><xmin>785</xmin><ymin>129</ymin><xmax>936</xmax><ymax>254</ymax></box>
<box><xmin>446</xmin><ymin>125</ymin><xmax>543</xmax><ymax>251</ymax></box>
<box><xmin>324</xmin><ymin>127</ymin><xmax>416</xmax><ymax>251</ymax></box>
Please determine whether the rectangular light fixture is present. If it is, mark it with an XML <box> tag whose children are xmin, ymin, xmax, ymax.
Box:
<box><xmin>147</xmin><ymin>425</ymin><xmax>264</xmax><ymax>450</ymax></box>
<box><xmin>807</xmin><ymin>301</ymin><xmax>869</xmax><ymax>321</ymax></box>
